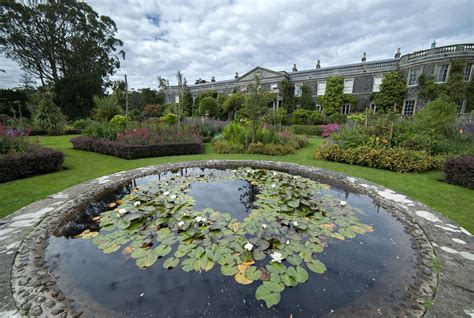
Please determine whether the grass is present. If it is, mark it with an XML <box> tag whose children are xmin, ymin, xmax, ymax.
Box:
<box><xmin>0</xmin><ymin>135</ymin><xmax>472</xmax><ymax>233</ymax></box>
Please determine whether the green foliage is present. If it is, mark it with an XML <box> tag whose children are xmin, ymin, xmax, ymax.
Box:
<box><xmin>92</xmin><ymin>95</ymin><xmax>122</xmax><ymax>122</ymax></box>
<box><xmin>372</xmin><ymin>71</ymin><xmax>407</xmax><ymax>112</ymax></box>
<box><xmin>291</xmin><ymin>125</ymin><xmax>324</xmax><ymax>136</ymax></box>
<box><xmin>194</xmin><ymin>90</ymin><xmax>218</xmax><ymax>115</ymax></box>
<box><xmin>298</xmin><ymin>85</ymin><xmax>313</xmax><ymax>109</ymax></box>
<box><xmin>222</xmin><ymin>93</ymin><xmax>245</xmax><ymax>120</ymax></box>
<box><xmin>0</xmin><ymin>89</ymin><xmax>30</xmax><ymax>118</ymax></box>
<box><xmin>182</xmin><ymin>91</ymin><xmax>194</xmax><ymax>117</ymax></box>
<box><xmin>160</xmin><ymin>113</ymin><xmax>178</xmax><ymax>125</ymax></box>
<box><xmin>292</xmin><ymin>109</ymin><xmax>327</xmax><ymax>125</ymax></box>
<box><xmin>73</xmin><ymin>118</ymin><xmax>93</xmax><ymax>130</ymax></box>
<box><xmin>83</xmin><ymin>121</ymin><xmax>122</xmax><ymax>140</ymax></box>
<box><xmin>247</xmin><ymin>142</ymin><xmax>295</xmax><ymax>155</ymax></box>
<box><xmin>34</xmin><ymin>94</ymin><xmax>65</xmax><ymax>134</ymax></box>
<box><xmin>347</xmin><ymin>113</ymin><xmax>365</xmax><ymax>124</ymax></box>
<box><xmin>318</xmin><ymin>77</ymin><xmax>355</xmax><ymax>115</ymax></box>
<box><xmin>316</xmin><ymin>143</ymin><xmax>435</xmax><ymax>172</ymax></box>
<box><xmin>327</xmin><ymin>113</ymin><xmax>347</xmax><ymax>124</ymax></box>
<box><xmin>110</xmin><ymin>114</ymin><xmax>128</xmax><ymax>127</ymax></box>
<box><xmin>143</xmin><ymin>104</ymin><xmax>162</xmax><ymax>118</ymax></box>
<box><xmin>199</xmin><ymin>96</ymin><xmax>219</xmax><ymax>116</ymax></box>
<box><xmin>244</xmin><ymin>76</ymin><xmax>270</xmax><ymax>143</ymax></box>
<box><xmin>222</xmin><ymin>122</ymin><xmax>250</xmax><ymax>146</ymax></box>
<box><xmin>280</xmin><ymin>80</ymin><xmax>296</xmax><ymax>112</ymax></box>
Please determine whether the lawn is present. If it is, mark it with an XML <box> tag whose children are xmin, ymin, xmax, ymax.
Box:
<box><xmin>0</xmin><ymin>135</ymin><xmax>472</xmax><ymax>232</ymax></box>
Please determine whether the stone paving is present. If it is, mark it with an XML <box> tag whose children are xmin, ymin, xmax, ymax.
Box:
<box><xmin>0</xmin><ymin>160</ymin><xmax>472</xmax><ymax>317</ymax></box>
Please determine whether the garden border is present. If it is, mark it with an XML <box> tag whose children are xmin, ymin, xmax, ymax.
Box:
<box><xmin>0</xmin><ymin>160</ymin><xmax>472</xmax><ymax>317</ymax></box>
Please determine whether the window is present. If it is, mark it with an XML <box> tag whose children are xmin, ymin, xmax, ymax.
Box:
<box><xmin>369</xmin><ymin>102</ymin><xmax>377</xmax><ymax>112</ymax></box>
<box><xmin>403</xmin><ymin>100</ymin><xmax>415</xmax><ymax>115</ymax></box>
<box><xmin>464</xmin><ymin>64</ymin><xmax>473</xmax><ymax>81</ymax></box>
<box><xmin>317</xmin><ymin>81</ymin><xmax>326</xmax><ymax>95</ymax></box>
<box><xmin>343</xmin><ymin>78</ymin><xmax>354</xmax><ymax>94</ymax></box>
<box><xmin>408</xmin><ymin>68</ymin><xmax>421</xmax><ymax>86</ymax></box>
<box><xmin>373</xmin><ymin>75</ymin><xmax>383</xmax><ymax>92</ymax></box>
<box><xmin>175</xmin><ymin>95</ymin><xmax>180</xmax><ymax>103</ymax></box>
<box><xmin>270</xmin><ymin>83</ymin><xmax>278</xmax><ymax>90</ymax></box>
<box><xmin>457</xmin><ymin>100</ymin><xmax>466</xmax><ymax>114</ymax></box>
<box><xmin>294</xmin><ymin>83</ymin><xmax>302</xmax><ymax>97</ymax></box>
<box><xmin>341</xmin><ymin>104</ymin><xmax>351</xmax><ymax>115</ymax></box>
<box><xmin>435</xmin><ymin>64</ymin><xmax>449</xmax><ymax>83</ymax></box>
<box><xmin>315</xmin><ymin>104</ymin><xmax>323</xmax><ymax>112</ymax></box>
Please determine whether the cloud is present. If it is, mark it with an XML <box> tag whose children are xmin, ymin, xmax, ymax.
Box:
<box><xmin>0</xmin><ymin>0</ymin><xmax>472</xmax><ymax>89</ymax></box>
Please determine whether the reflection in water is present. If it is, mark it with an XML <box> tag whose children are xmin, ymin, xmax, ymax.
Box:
<box><xmin>46</xmin><ymin>168</ymin><xmax>418</xmax><ymax>317</ymax></box>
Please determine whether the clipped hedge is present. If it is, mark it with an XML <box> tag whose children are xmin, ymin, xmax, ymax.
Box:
<box><xmin>290</xmin><ymin>125</ymin><xmax>324</xmax><ymax>136</ymax></box>
<box><xmin>0</xmin><ymin>147</ymin><xmax>64</xmax><ymax>183</ymax></box>
<box><xmin>247</xmin><ymin>142</ymin><xmax>295</xmax><ymax>155</ymax></box>
<box><xmin>71</xmin><ymin>136</ymin><xmax>203</xmax><ymax>160</ymax></box>
<box><xmin>316</xmin><ymin>144</ymin><xmax>435</xmax><ymax>172</ymax></box>
<box><xmin>443</xmin><ymin>156</ymin><xmax>474</xmax><ymax>189</ymax></box>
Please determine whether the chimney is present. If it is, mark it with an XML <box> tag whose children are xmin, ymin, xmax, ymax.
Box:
<box><xmin>431</xmin><ymin>40</ymin><xmax>437</xmax><ymax>48</ymax></box>
<box><xmin>361</xmin><ymin>52</ymin><xmax>367</xmax><ymax>62</ymax></box>
<box><xmin>235</xmin><ymin>72</ymin><xmax>239</xmax><ymax>79</ymax></box>
<box><xmin>394</xmin><ymin>48</ymin><xmax>401</xmax><ymax>58</ymax></box>
<box><xmin>292</xmin><ymin>64</ymin><xmax>298</xmax><ymax>72</ymax></box>
<box><xmin>316</xmin><ymin>60</ymin><xmax>321</xmax><ymax>69</ymax></box>
<box><xmin>211</xmin><ymin>76</ymin><xmax>215</xmax><ymax>82</ymax></box>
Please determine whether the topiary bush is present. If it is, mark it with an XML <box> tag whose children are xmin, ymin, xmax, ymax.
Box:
<box><xmin>199</xmin><ymin>96</ymin><xmax>219</xmax><ymax>117</ymax></box>
<box><xmin>316</xmin><ymin>143</ymin><xmax>435</xmax><ymax>172</ymax></box>
<box><xmin>443</xmin><ymin>156</ymin><xmax>474</xmax><ymax>188</ymax></box>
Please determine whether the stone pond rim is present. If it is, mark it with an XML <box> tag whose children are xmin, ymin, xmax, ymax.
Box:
<box><xmin>1</xmin><ymin>160</ymin><xmax>473</xmax><ymax>317</ymax></box>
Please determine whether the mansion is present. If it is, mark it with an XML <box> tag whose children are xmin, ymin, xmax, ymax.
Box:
<box><xmin>165</xmin><ymin>42</ymin><xmax>474</xmax><ymax>115</ymax></box>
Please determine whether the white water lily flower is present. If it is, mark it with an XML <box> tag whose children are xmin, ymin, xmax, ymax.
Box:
<box><xmin>271</xmin><ymin>184</ymin><xmax>276</xmax><ymax>188</ymax></box>
<box><xmin>244</xmin><ymin>242</ymin><xmax>254</xmax><ymax>251</ymax></box>
<box><xmin>286</xmin><ymin>240</ymin><xmax>290</xmax><ymax>245</ymax></box>
<box><xmin>270</xmin><ymin>251</ymin><xmax>284</xmax><ymax>263</ymax></box>
<box><xmin>195</xmin><ymin>216</ymin><xmax>203</xmax><ymax>223</ymax></box>
<box><xmin>340</xmin><ymin>200</ymin><xmax>347</xmax><ymax>206</ymax></box>
<box><xmin>118</xmin><ymin>208</ymin><xmax>127</xmax><ymax>215</ymax></box>
<box><xmin>163</xmin><ymin>191</ymin><xmax>170</xmax><ymax>196</ymax></box>
<box><xmin>272</xmin><ymin>172</ymin><xmax>278</xmax><ymax>176</ymax></box>
<box><xmin>177</xmin><ymin>221</ymin><xmax>184</xmax><ymax>228</ymax></box>
<box><xmin>170</xmin><ymin>195</ymin><xmax>177</xmax><ymax>200</ymax></box>
<box><xmin>202</xmin><ymin>217</ymin><xmax>207</xmax><ymax>223</ymax></box>
<box><xmin>293</xmin><ymin>221</ymin><xmax>298</xmax><ymax>226</ymax></box>
<box><xmin>262</xmin><ymin>224</ymin><xmax>268</xmax><ymax>229</ymax></box>
<box><xmin>133</xmin><ymin>201</ymin><xmax>141</xmax><ymax>207</ymax></box>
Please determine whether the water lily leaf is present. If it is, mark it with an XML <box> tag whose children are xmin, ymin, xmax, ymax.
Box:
<box><xmin>204</xmin><ymin>260</ymin><xmax>215</xmax><ymax>272</ymax></box>
<box><xmin>103</xmin><ymin>244</ymin><xmax>120</xmax><ymax>254</ymax></box>
<box><xmin>339</xmin><ymin>228</ymin><xmax>356</xmax><ymax>238</ymax></box>
<box><xmin>234</xmin><ymin>271</ymin><xmax>253</xmax><ymax>285</ymax></box>
<box><xmin>221</xmin><ymin>265</ymin><xmax>238</xmax><ymax>276</ymax></box>
<box><xmin>287</xmin><ymin>199</ymin><xmax>300</xmax><ymax>208</ymax></box>
<box><xmin>252</xmin><ymin>250</ymin><xmax>265</xmax><ymax>261</ymax></box>
<box><xmin>154</xmin><ymin>245</ymin><xmax>172</xmax><ymax>257</ymax></box>
<box><xmin>266</xmin><ymin>262</ymin><xmax>285</xmax><ymax>275</ymax></box>
<box><xmin>331</xmin><ymin>232</ymin><xmax>346</xmax><ymax>240</ymax></box>
<box><xmin>181</xmin><ymin>258</ymin><xmax>194</xmax><ymax>272</ymax></box>
<box><xmin>281</xmin><ymin>273</ymin><xmax>297</xmax><ymax>287</ymax></box>
<box><xmin>245</xmin><ymin>266</ymin><xmax>262</xmax><ymax>281</ymax></box>
<box><xmin>307</xmin><ymin>259</ymin><xmax>327</xmax><ymax>274</ymax></box>
<box><xmin>286</xmin><ymin>255</ymin><xmax>302</xmax><ymax>266</ymax></box>
<box><xmin>295</xmin><ymin>266</ymin><xmax>309</xmax><ymax>283</ymax></box>
<box><xmin>131</xmin><ymin>247</ymin><xmax>150</xmax><ymax>259</ymax></box>
<box><xmin>121</xmin><ymin>246</ymin><xmax>132</xmax><ymax>256</ymax></box>
<box><xmin>163</xmin><ymin>257</ymin><xmax>179</xmax><ymax>269</ymax></box>
<box><xmin>262</xmin><ymin>281</ymin><xmax>285</xmax><ymax>293</ymax></box>
<box><xmin>136</xmin><ymin>253</ymin><xmax>158</xmax><ymax>268</ymax></box>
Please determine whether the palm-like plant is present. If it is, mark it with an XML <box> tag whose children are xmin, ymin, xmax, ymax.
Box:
<box><xmin>92</xmin><ymin>94</ymin><xmax>122</xmax><ymax>122</ymax></box>
<box><xmin>34</xmin><ymin>94</ymin><xmax>65</xmax><ymax>134</ymax></box>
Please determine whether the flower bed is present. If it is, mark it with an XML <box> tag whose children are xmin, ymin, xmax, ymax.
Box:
<box><xmin>0</xmin><ymin>147</ymin><xmax>64</xmax><ymax>183</ymax></box>
<box><xmin>71</xmin><ymin>136</ymin><xmax>203</xmax><ymax>160</ymax></box>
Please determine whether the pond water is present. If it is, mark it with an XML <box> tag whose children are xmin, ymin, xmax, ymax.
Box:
<box><xmin>46</xmin><ymin>168</ymin><xmax>418</xmax><ymax>317</ymax></box>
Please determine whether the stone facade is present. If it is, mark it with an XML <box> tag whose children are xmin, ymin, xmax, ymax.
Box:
<box><xmin>165</xmin><ymin>43</ymin><xmax>474</xmax><ymax>114</ymax></box>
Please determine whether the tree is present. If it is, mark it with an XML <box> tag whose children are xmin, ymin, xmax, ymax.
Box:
<box><xmin>319</xmin><ymin>76</ymin><xmax>355</xmax><ymax>115</ymax></box>
<box><xmin>143</xmin><ymin>104</ymin><xmax>162</xmax><ymax>118</ymax></box>
<box><xmin>199</xmin><ymin>97</ymin><xmax>219</xmax><ymax>117</ymax></box>
<box><xmin>34</xmin><ymin>92</ymin><xmax>65</xmax><ymax>134</ymax></box>
<box><xmin>223</xmin><ymin>93</ymin><xmax>245</xmax><ymax>120</ymax></box>
<box><xmin>280</xmin><ymin>79</ymin><xmax>296</xmax><ymax>112</ymax></box>
<box><xmin>298</xmin><ymin>84</ymin><xmax>313</xmax><ymax>109</ymax></box>
<box><xmin>182</xmin><ymin>90</ymin><xmax>194</xmax><ymax>117</ymax></box>
<box><xmin>92</xmin><ymin>94</ymin><xmax>122</xmax><ymax>121</ymax></box>
<box><xmin>372</xmin><ymin>71</ymin><xmax>407</xmax><ymax>112</ymax></box>
<box><xmin>176</xmin><ymin>70</ymin><xmax>187</xmax><ymax>131</ymax></box>
<box><xmin>1</xmin><ymin>1</ymin><xmax>124</xmax><ymax>118</ymax></box>
<box><xmin>244</xmin><ymin>76</ymin><xmax>268</xmax><ymax>143</ymax></box>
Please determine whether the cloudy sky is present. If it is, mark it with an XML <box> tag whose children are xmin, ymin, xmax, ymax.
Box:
<box><xmin>1</xmin><ymin>0</ymin><xmax>473</xmax><ymax>89</ymax></box>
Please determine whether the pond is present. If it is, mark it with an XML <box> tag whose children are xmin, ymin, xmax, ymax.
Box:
<box><xmin>46</xmin><ymin>168</ymin><xmax>418</xmax><ymax>317</ymax></box>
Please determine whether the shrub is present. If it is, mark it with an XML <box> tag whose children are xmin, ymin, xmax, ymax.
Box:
<box><xmin>291</xmin><ymin>125</ymin><xmax>324</xmax><ymax>136</ymax></box>
<box><xmin>34</xmin><ymin>95</ymin><xmax>65</xmax><ymax>134</ymax></box>
<box><xmin>115</xmin><ymin>126</ymin><xmax>202</xmax><ymax>145</ymax></box>
<box><xmin>0</xmin><ymin>147</ymin><xmax>64</xmax><ymax>183</ymax></box>
<box><xmin>322</xmin><ymin>124</ymin><xmax>340</xmax><ymax>138</ymax></box>
<box><xmin>0</xmin><ymin>125</ymin><xmax>31</xmax><ymax>154</ymax></box>
<box><xmin>212</xmin><ymin>139</ymin><xmax>245</xmax><ymax>154</ymax></box>
<box><xmin>160</xmin><ymin>113</ymin><xmax>178</xmax><ymax>125</ymax></box>
<box><xmin>443</xmin><ymin>156</ymin><xmax>474</xmax><ymax>188</ymax></box>
<box><xmin>222</xmin><ymin>122</ymin><xmax>250</xmax><ymax>146</ymax></box>
<box><xmin>92</xmin><ymin>94</ymin><xmax>122</xmax><ymax>121</ymax></box>
<box><xmin>316</xmin><ymin>143</ymin><xmax>435</xmax><ymax>172</ymax></box>
<box><xmin>247</xmin><ymin>142</ymin><xmax>295</xmax><ymax>155</ymax></box>
<box><xmin>199</xmin><ymin>96</ymin><xmax>219</xmax><ymax>116</ymax></box>
<box><xmin>291</xmin><ymin>109</ymin><xmax>327</xmax><ymax>125</ymax></box>
<box><xmin>71</xmin><ymin>136</ymin><xmax>203</xmax><ymax>160</ymax></box>
<box><xmin>327</xmin><ymin>113</ymin><xmax>347</xmax><ymax>124</ymax></box>
<box><xmin>110</xmin><ymin>114</ymin><xmax>128</xmax><ymax>127</ymax></box>
<box><xmin>143</xmin><ymin>104</ymin><xmax>162</xmax><ymax>118</ymax></box>
<box><xmin>83</xmin><ymin>121</ymin><xmax>123</xmax><ymax>140</ymax></box>
<box><xmin>73</xmin><ymin>118</ymin><xmax>92</xmax><ymax>130</ymax></box>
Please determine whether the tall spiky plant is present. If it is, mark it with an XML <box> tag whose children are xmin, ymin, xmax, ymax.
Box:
<box><xmin>34</xmin><ymin>93</ymin><xmax>65</xmax><ymax>134</ymax></box>
<box><xmin>92</xmin><ymin>94</ymin><xmax>122</xmax><ymax>122</ymax></box>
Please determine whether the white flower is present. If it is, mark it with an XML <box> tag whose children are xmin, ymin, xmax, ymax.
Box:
<box><xmin>246</xmin><ymin>169</ymin><xmax>252</xmax><ymax>173</ymax></box>
<box><xmin>262</xmin><ymin>224</ymin><xmax>268</xmax><ymax>229</ymax></box>
<box><xmin>202</xmin><ymin>217</ymin><xmax>207</xmax><ymax>223</ymax></box>
<box><xmin>270</xmin><ymin>251</ymin><xmax>284</xmax><ymax>263</ymax></box>
<box><xmin>177</xmin><ymin>221</ymin><xmax>184</xmax><ymax>228</ymax></box>
<box><xmin>340</xmin><ymin>200</ymin><xmax>347</xmax><ymax>206</ymax></box>
<box><xmin>133</xmin><ymin>201</ymin><xmax>141</xmax><ymax>207</ymax></box>
<box><xmin>195</xmin><ymin>216</ymin><xmax>203</xmax><ymax>223</ymax></box>
<box><xmin>163</xmin><ymin>191</ymin><xmax>170</xmax><ymax>196</ymax></box>
<box><xmin>272</xmin><ymin>172</ymin><xmax>278</xmax><ymax>176</ymax></box>
<box><xmin>118</xmin><ymin>208</ymin><xmax>127</xmax><ymax>215</ymax></box>
<box><xmin>286</xmin><ymin>240</ymin><xmax>290</xmax><ymax>245</ymax></box>
<box><xmin>293</xmin><ymin>221</ymin><xmax>298</xmax><ymax>226</ymax></box>
<box><xmin>170</xmin><ymin>195</ymin><xmax>177</xmax><ymax>200</ymax></box>
<box><xmin>244</xmin><ymin>242</ymin><xmax>254</xmax><ymax>251</ymax></box>
<box><xmin>271</xmin><ymin>184</ymin><xmax>276</xmax><ymax>188</ymax></box>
